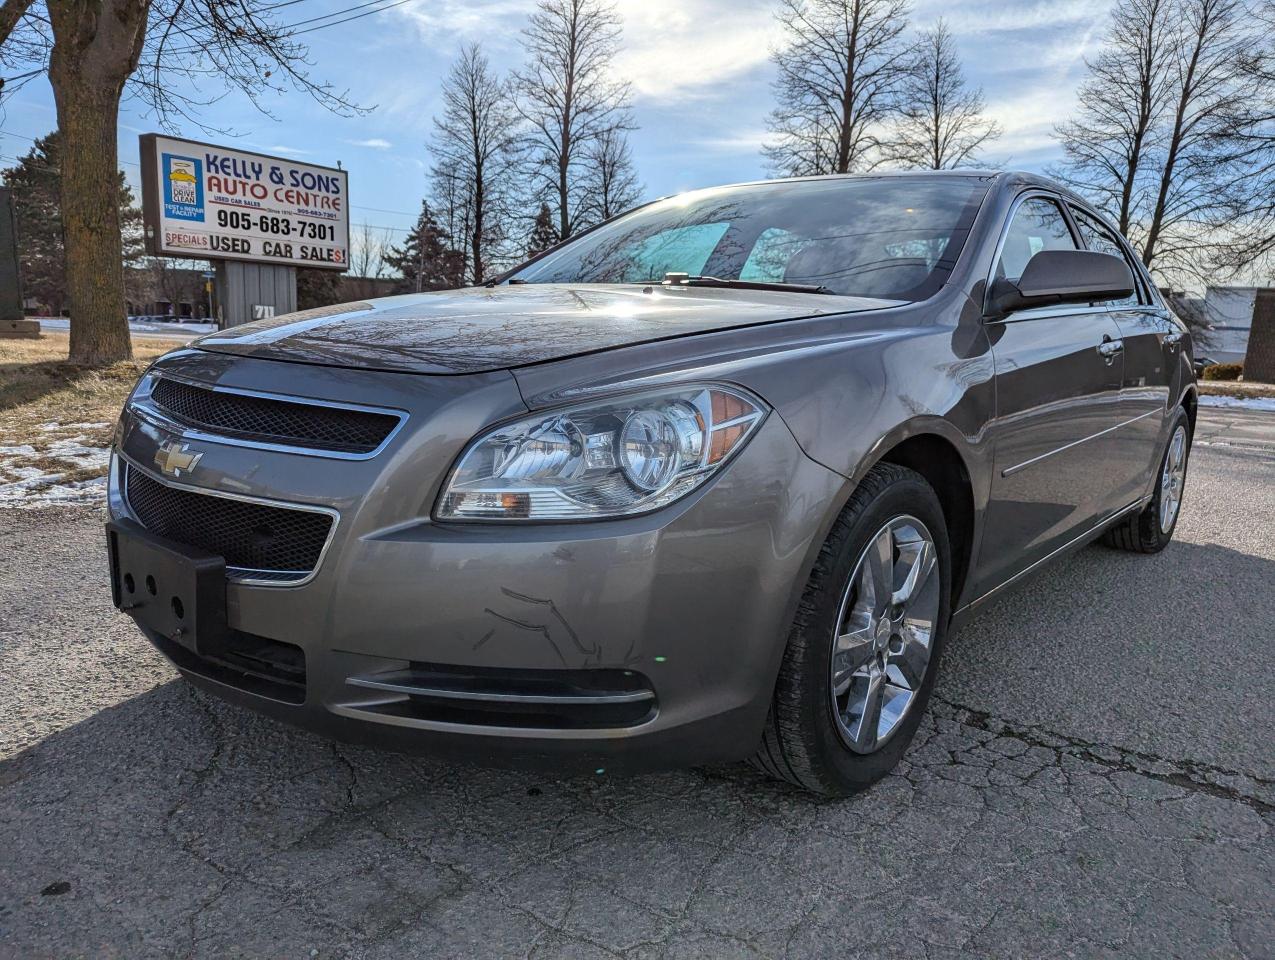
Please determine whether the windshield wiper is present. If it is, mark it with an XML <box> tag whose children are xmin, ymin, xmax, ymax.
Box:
<box><xmin>660</xmin><ymin>273</ymin><xmax>834</xmax><ymax>295</ymax></box>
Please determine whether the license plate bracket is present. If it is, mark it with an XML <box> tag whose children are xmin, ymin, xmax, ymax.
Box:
<box><xmin>107</xmin><ymin>519</ymin><xmax>228</xmax><ymax>656</ymax></box>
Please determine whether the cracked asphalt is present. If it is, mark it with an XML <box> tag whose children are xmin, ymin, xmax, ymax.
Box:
<box><xmin>1</xmin><ymin>408</ymin><xmax>1272</xmax><ymax>960</ymax></box>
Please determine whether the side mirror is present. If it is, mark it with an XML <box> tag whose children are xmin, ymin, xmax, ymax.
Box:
<box><xmin>988</xmin><ymin>249</ymin><xmax>1134</xmax><ymax>319</ymax></box>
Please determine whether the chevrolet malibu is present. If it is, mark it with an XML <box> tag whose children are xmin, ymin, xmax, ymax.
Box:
<box><xmin>107</xmin><ymin>171</ymin><xmax>1195</xmax><ymax>796</ymax></box>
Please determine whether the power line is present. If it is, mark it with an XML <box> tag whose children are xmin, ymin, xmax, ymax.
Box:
<box><xmin>165</xmin><ymin>0</ymin><xmax>413</xmax><ymax>54</ymax></box>
<box><xmin>350</xmin><ymin>203</ymin><xmax>416</xmax><ymax>217</ymax></box>
<box><xmin>284</xmin><ymin>0</ymin><xmax>414</xmax><ymax>37</ymax></box>
<box><xmin>282</xmin><ymin>0</ymin><xmax>403</xmax><ymax>31</ymax></box>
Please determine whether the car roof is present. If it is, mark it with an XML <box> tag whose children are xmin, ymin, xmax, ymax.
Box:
<box><xmin>656</xmin><ymin>169</ymin><xmax>1077</xmax><ymax>201</ymax></box>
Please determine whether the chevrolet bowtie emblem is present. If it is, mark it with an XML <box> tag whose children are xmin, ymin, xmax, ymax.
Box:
<box><xmin>154</xmin><ymin>441</ymin><xmax>203</xmax><ymax>478</ymax></box>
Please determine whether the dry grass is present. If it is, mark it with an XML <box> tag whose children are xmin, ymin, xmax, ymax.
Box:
<box><xmin>1197</xmin><ymin>379</ymin><xmax>1275</xmax><ymax>399</ymax></box>
<box><xmin>1</xmin><ymin>333</ymin><xmax>183</xmax><ymax>445</ymax></box>
<box><xmin>0</xmin><ymin>333</ymin><xmax>185</xmax><ymax>494</ymax></box>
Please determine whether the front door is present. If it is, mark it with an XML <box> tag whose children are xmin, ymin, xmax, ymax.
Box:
<box><xmin>974</xmin><ymin>196</ymin><xmax>1130</xmax><ymax>596</ymax></box>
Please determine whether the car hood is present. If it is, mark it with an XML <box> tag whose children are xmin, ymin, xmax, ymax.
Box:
<box><xmin>193</xmin><ymin>283</ymin><xmax>900</xmax><ymax>375</ymax></box>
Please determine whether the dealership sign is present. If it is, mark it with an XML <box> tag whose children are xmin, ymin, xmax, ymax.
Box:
<box><xmin>140</xmin><ymin>134</ymin><xmax>349</xmax><ymax>271</ymax></box>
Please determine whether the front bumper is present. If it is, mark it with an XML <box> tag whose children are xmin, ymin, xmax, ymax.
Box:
<box><xmin>110</xmin><ymin>350</ymin><xmax>845</xmax><ymax>773</ymax></box>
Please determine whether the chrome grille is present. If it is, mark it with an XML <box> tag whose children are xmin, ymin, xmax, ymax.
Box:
<box><xmin>150</xmin><ymin>377</ymin><xmax>400</xmax><ymax>455</ymax></box>
<box><xmin>124</xmin><ymin>465</ymin><xmax>333</xmax><ymax>579</ymax></box>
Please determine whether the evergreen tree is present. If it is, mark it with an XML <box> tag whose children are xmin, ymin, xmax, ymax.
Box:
<box><xmin>527</xmin><ymin>203</ymin><xmax>559</xmax><ymax>257</ymax></box>
<box><xmin>384</xmin><ymin>202</ymin><xmax>466</xmax><ymax>292</ymax></box>
<box><xmin>296</xmin><ymin>268</ymin><xmax>343</xmax><ymax>310</ymax></box>
<box><xmin>0</xmin><ymin>131</ymin><xmax>142</xmax><ymax>317</ymax></box>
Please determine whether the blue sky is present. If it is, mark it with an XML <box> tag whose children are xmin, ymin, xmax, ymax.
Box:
<box><xmin>0</xmin><ymin>0</ymin><xmax>1113</xmax><ymax>250</ymax></box>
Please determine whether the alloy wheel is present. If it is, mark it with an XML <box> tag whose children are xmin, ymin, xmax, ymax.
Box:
<box><xmin>830</xmin><ymin>515</ymin><xmax>941</xmax><ymax>754</ymax></box>
<box><xmin>1159</xmin><ymin>424</ymin><xmax>1188</xmax><ymax>534</ymax></box>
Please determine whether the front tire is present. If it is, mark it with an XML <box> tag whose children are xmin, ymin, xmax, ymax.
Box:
<box><xmin>1103</xmin><ymin>407</ymin><xmax>1192</xmax><ymax>554</ymax></box>
<box><xmin>751</xmin><ymin>463</ymin><xmax>951</xmax><ymax>797</ymax></box>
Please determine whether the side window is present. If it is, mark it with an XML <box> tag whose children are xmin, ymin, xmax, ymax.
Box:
<box><xmin>1070</xmin><ymin>208</ymin><xmax>1144</xmax><ymax>306</ymax></box>
<box><xmin>995</xmin><ymin>197</ymin><xmax>1077</xmax><ymax>283</ymax></box>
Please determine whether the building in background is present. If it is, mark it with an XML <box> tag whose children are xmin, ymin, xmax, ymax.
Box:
<box><xmin>1203</xmin><ymin>287</ymin><xmax>1273</xmax><ymax>364</ymax></box>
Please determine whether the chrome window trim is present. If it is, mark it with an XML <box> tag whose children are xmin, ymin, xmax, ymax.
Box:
<box><xmin>115</xmin><ymin>448</ymin><xmax>340</xmax><ymax>589</ymax></box>
<box><xmin>1063</xmin><ymin>201</ymin><xmax>1152</xmax><ymax>307</ymax></box>
<box><xmin>132</xmin><ymin>370</ymin><xmax>408</xmax><ymax>461</ymax></box>
<box><xmin>982</xmin><ymin>189</ymin><xmax>1102</xmax><ymax>325</ymax></box>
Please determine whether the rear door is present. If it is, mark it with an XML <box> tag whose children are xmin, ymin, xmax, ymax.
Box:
<box><xmin>974</xmin><ymin>194</ymin><xmax>1131</xmax><ymax>596</ymax></box>
<box><xmin>1068</xmin><ymin>205</ymin><xmax>1177</xmax><ymax>495</ymax></box>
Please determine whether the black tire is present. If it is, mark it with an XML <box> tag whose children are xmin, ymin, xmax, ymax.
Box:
<box><xmin>751</xmin><ymin>462</ymin><xmax>951</xmax><ymax>797</ymax></box>
<box><xmin>1102</xmin><ymin>407</ymin><xmax>1192</xmax><ymax>554</ymax></box>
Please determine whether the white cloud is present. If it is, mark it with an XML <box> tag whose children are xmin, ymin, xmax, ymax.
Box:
<box><xmin>393</xmin><ymin>0</ymin><xmax>777</xmax><ymax>102</ymax></box>
<box><xmin>912</xmin><ymin>0</ymin><xmax>1112</xmax><ymax>35</ymax></box>
<box><xmin>691</xmin><ymin>128</ymin><xmax>771</xmax><ymax>153</ymax></box>
<box><xmin>611</xmin><ymin>0</ymin><xmax>778</xmax><ymax>100</ymax></box>
<box><xmin>347</xmin><ymin>138</ymin><xmax>393</xmax><ymax>149</ymax></box>
<box><xmin>395</xmin><ymin>0</ymin><xmax>537</xmax><ymax>48</ymax></box>
<box><xmin>252</xmin><ymin>143</ymin><xmax>310</xmax><ymax>156</ymax></box>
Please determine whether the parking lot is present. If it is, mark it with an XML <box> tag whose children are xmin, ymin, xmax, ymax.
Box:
<box><xmin>1</xmin><ymin>407</ymin><xmax>1271</xmax><ymax>960</ymax></box>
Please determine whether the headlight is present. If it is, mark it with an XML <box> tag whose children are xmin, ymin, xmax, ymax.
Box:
<box><xmin>436</xmin><ymin>384</ymin><xmax>767</xmax><ymax>521</ymax></box>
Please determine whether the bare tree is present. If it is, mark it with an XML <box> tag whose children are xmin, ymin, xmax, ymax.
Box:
<box><xmin>430</xmin><ymin>160</ymin><xmax>473</xmax><ymax>282</ymax></box>
<box><xmin>885</xmin><ymin>20</ymin><xmax>999</xmax><ymax>169</ymax></box>
<box><xmin>514</xmin><ymin>0</ymin><xmax>633</xmax><ymax>240</ymax></box>
<box><xmin>580</xmin><ymin>127</ymin><xmax>641</xmax><ymax>223</ymax></box>
<box><xmin>1140</xmin><ymin>0</ymin><xmax>1257</xmax><ymax>273</ymax></box>
<box><xmin>429</xmin><ymin>43</ymin><xmax>521</xmax><ymax>284</ymax></box>
<box><xmin>764</xmin><ymin>0</ymin><xmax>914</xmax><ymax>176</ymax></box>
<box><xmin>351</xmin><ymin>221</ymin><xmax>391</xmax><ymax>280</ymax></box>
<box><xmin>1213</xmin><ymin>0</ymin><xmax>1275</xmax><ymax>271</ymax></box>
<box><xmin>1054</xmin><ymin>0</ymin><xmax>1173</xmax><ymax>236</ymax></box>
<box><xmin>1055</xmin><ymin>0</ymin><xmax>1273</xmax><ymax>286</ymax></box>
<box><xmin>0</xmin><ymin>1</ymin><xmax>361</xmax><ymax>364</ymax></box>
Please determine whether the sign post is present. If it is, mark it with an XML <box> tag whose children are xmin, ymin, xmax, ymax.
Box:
<box><xmin>139</xmin><ymin>135</ymin><xmax>350</xmax><ymax>327</ymax></box>
<box><xmin>0</xmin><ymin>187</ymin><xmax>37</xmax><ymax>339</ymax></box>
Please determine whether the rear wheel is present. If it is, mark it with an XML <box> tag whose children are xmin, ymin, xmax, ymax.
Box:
<box><xmin>751</xmin><ymin>463</ymin><xmax>951</xmax><ymax>796</ymax></box>
<box><xmin>1103</xmin><ymin>407</ymin><xmax>1191</xmax><ymax>554</ymax></box>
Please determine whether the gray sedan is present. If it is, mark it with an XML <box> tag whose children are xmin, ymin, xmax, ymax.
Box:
<box><xmin>106</xmin><ymin>171</ymin><xmax>1195</xmax><ymax>796</ymax></box>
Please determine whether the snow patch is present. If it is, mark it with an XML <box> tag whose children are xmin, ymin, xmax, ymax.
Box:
<box><xmin>0</xmin><ymin>474</ymin><xmax>106</xmax><ymax>509</ymax></box>
<box><xmin>1198</xmin><ymin>394</ymin><xmax>1275</xmax><ymax>413</ymax></box>
<box><xmin>0</xmin><ymin>437</ymin><xmax>112</xmax><ymax>508</ymax></box>
<box><xmin>40</xmin><ymin>421</ymin><xmax>111</xmax><ymax>432</ymax></box>
<box><xmin>44</xmin><ymin>438</ymin><xmax>112</xmax><ymax>470</ymax></box>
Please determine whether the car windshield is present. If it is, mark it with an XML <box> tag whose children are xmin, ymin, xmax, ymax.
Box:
<box><xmin>508</xmin><ymin>176</ymin><xmax>992</xmax><ymax>301</ymax></box>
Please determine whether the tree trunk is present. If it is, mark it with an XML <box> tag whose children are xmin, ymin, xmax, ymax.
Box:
<box><xmin>52</xmin><ymin>80</ymin><xmax>132</xmax><ymax>363</ymax></box>
<box><xmin>1142</xmin><ymin>14</ymin><xmax>1205</xmax><ymax>270</ymax></box>
<box><xmin>472</xmin><ymin>169</ymin><xmax>485</xmax><ymax>285</ymax></box>
<box><xmin>47</xmin><ymin>0</ymin><xmax>149</xmax><ymax>365</ymax></box>
<box><xmin>1244</xmin><ymin>290</ymin><xmax>1275</xmax><ymax>384</ymax></box>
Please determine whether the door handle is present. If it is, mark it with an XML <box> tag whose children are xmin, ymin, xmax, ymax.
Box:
<box><xmin>1097</xmin><ymin>337</ymin><xmax>1124</xmax><ymax>360</ymax></box>
<box><xmin>1164</xmin><ymin>332</ymin><xmax>1183</xmax><ymax>347</ymax></box>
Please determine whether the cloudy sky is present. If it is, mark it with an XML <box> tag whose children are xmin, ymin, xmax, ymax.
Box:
<box><xmin>0</xmin><ymin>0</ymin><xmax>1114</xmax><ymax>245</ymax></box>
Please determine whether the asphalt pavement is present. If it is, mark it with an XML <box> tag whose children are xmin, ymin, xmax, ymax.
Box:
<box><xmin>1</xmin><ymin>408</ymin><xmax>1271</xmax><ymax>959</ymax></box>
